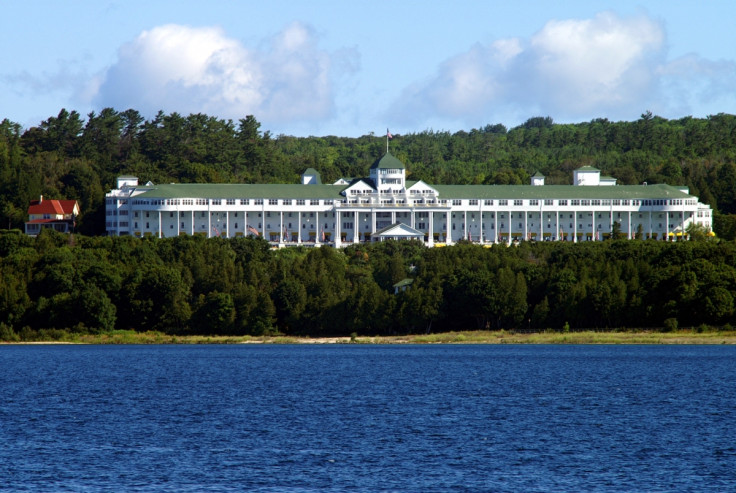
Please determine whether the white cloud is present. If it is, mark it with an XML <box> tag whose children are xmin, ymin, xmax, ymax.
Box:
<box><xmin>90</xmin><ymin>23</ymin><xmax>348</xmax><ymax>124</ymax></box>
<box><xmin>392</xmin><ymin>11</ymin><xmax>735</xmax><ymax>126</ymax></box>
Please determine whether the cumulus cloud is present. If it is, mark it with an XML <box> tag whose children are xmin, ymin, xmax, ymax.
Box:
<box><xmin>90</xmin><ymin>22</ymin><xmax>350</xmax><ymax>124</ymax></box>
<box><xmin>392</xmin><ymin>11</ymin><xmax>734</xmax><ymax>125</ymax></box>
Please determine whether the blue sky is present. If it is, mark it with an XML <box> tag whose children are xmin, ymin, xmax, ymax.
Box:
<box><xmin>2</xmin><ymin>1</ymin><xmax>735</xmax><ymax>137</ymax></box>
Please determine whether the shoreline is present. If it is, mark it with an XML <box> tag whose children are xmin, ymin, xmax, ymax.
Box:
<box><xmin>4</xmin><ymin>329</ymin><xmax>736</xmax><ymax>345</ymax></box>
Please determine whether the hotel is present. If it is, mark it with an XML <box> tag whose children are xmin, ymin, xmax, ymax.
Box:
<box><xmin>105</xmin><ymin>151</ymin><xmax>713</xmax><ymax>245</ymax></box>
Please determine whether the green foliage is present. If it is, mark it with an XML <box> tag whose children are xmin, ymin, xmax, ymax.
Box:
<box><xmin>4</xmin><ymin>109</ymin><xmax>736</xmax><ymax>334</ymax></box>
<box><xmin>3</xmin><ymin>109</ymin><xmax>736</xmax><ymax>235</ymax></box>
<box><xmin>2</xmin><ymin>235</ymin><xmax>736</xmax><ymax>334</ymax></box>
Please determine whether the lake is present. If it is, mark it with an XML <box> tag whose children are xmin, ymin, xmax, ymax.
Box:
<box><xmin>1</xmin><ymin>344</ymin><xmax>735</xmax><ymax>492</ymax></box>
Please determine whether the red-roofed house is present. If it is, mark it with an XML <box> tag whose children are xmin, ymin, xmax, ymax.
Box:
<box><xmin>25</xmin><ymin>196</ymin><xmax>80</xmax><ymax>236</ymax></box>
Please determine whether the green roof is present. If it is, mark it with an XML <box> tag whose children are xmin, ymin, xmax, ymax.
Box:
<box><xmin>302</xmin><ymin>168</ymin><xmax>321</xmax><ymax>184</ymax></box>
<box><xmin>576</xmin><ymin>166</ymin><xmax>600</xmax><ymax>172</ymax></box>
<box><xmin>133</xmin><ymin>181</ymin><xmax>695</xmax><ymax>202</ymax></box>
<box><xmin>430</xmin><ymin>184</ymin><xmax>695</xmax><ymax>200</ymax></box>
<box><xmin>136</xmin><ymin>183</ymin><xmax>345</xmax><ymax>200</ymax></box>
<box><xmin>370</xmin><ymin>152</ymin><xmax>405</xmax><ymax>170</ymax></box>
<box><xmin>393</xmin><ymin>278</ymin><xmax>414</xmax><ymax>289</ymax></box>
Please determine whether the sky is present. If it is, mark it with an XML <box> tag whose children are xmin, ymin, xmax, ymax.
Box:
<box><xmin>2</xmin><ymin>1</ymin><xmax>736</xmax><ymax>137</ymax></box>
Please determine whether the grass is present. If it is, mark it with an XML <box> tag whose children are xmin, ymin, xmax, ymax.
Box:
<box><xmin>3</xmin><ymin>328</ymin><xmax>736</xmax><ymax>345</ymax></box>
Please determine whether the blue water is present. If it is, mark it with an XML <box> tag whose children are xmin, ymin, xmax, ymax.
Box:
<box><xmin>1</xmin><ymin>345</ymin><xmax>735</xmax><ymax>492</ymax></box>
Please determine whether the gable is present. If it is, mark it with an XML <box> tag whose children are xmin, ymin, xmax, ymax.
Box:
<box><xmin>342</xmin><ymin>179</ymin><xmax>376</xmax><ymax>195</ymax></box>
<box><xmin>373</xmin><ymin>222</ymin><xmax>424</xmax><ymax>238</ymax></box>
<box><xmin>407</xmin><ymin>180</ymin><xmax>438</xmax><ymax>195</ymax></box>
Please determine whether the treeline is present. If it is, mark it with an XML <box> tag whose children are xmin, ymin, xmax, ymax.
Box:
<box><xmin>2</xmin><ymin>110</ymin><xmax>736</xmax><ymax>236</ymax></box>
<box><xmin>1</xmin><ymin>229</ymin><xmax>734</xmax><ymax>339</ymax></box>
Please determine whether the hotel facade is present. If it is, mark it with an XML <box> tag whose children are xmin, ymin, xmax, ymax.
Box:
<box><xmin>105</xmin><ymin>152</ymin><xmax>713</xmax><ymax>246</ymax></box>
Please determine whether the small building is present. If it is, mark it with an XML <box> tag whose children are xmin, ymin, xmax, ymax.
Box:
<box><xmin>25</xmin><ymin>196</ymin><xmax>80</xmax><ymax>236</ymax></box>
<box><xmin>393</xmin><ymin>278</ymin><xmax>414</xmax><ymax>294</ymax></box>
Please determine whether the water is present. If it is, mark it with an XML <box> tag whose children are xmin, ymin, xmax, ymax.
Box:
<box><xmin>1</xmin><ymin>344</ymin><xmax>735</xmax><ymax>492</ymax></box>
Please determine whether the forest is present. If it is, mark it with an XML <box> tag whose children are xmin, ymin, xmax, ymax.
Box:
<box><xmin>1</xmin><ymin>229</ymin><xmax>735</xmax><ymax>340</ymax></box>
<box><xmin>2</xmin><ymin>108</ymin><xmax>736</xmax><ymax>338</ymax></box>
<box><xmin>2</xmin><ymin>109</ymin><xmax>736</xmax><ymax>236</ymax></box>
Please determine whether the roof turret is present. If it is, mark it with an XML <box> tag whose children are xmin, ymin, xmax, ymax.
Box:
<box><xmin>370</xmin><ymin>151</ymin><xmax>405</xmax><ymax>170</ymax></box>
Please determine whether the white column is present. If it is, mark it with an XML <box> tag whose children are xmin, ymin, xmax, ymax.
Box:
<box><xmin>494</xmin><ymin>211</ymin><xmax>498</xmax><ymax>243</ymax></box>
<box><xmin>316</xmin><ymin>211</ymin><xmax>321</xmax><ymax>245</ymax></box>
<box><xmin>464</xmin><ymin>210</ymin><xmax>468</xmax><ymax>241</ymax></box>
<box><xmin>446</xmin><ymin>213</ymin><xmax>453</xmax><ymax>245</ymax></box>
<box><xmin>592</xmin><ymin>211</ymin><xmax>596</xmax><ymax>241</ymax></box>
<box><xmin>523</xmin><ymin>211</ymin><xmax>528</xmax><ymax>241</ymax></box>
<box><xmin>335</xmin><ymin>210</ymin><xmax>341</xmax><ymax>247</ymax></box>
<box><xmin>429</xmin><ymin>211</ymin><xmax>434</xmax><ymax>246</ymax></box>
<box><xmin>158</xmin><ymin>211</ymin><xmax>162</xmax><ymax>238</ymax></box>
<box><xmin>479</xmin><ymin>208</ymin><xmax>484</xmax><ymax>243</ymax></box>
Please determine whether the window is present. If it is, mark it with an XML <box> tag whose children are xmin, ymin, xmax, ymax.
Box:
<box><xmin>255</xmin><ymin>199</ymin><xmax>263</xmax><ymax>205</ymax></box>
<box><xmin>514</xmin><ymin>200</ymin><xmax>523</xmax><ymax>206</ymax></box>
<box><xmin>484</xmin><ymin>199</ymin><xmax>493</xmax><ymax>205</ymax></box>
<box><xmin>269</xmin><ymin>199</ymin><xmax>278</xmax><ymax>205</ymax></box>
<box><xmin>469</xmin><ymin>200</ymin><xmax>478</xmax><ymax>205</ymax></box>
<box><xmin>544</xmin><ymin>200</ymin><xmax>553</xmax><ymax>206</ymax></box>
<box><xmin>559</xmin><ymin>200</ymin><xmax>568</xmax><ymax>206</ymax></box>
<box><xmin>530</xmin><ymin>200</ymin><xmax>539</xmax><ymax>206</ymax></box>
<box><xmin>240</xmin><ymin>199</ymin><xmax>249</xmax><ymax>205</ymax></box>
<box><xmin>499</xmin><ymin>200</ymin><xmax>508</xmax><ymax>206</ymax></box>
<box><xmin>452</xmin><ymin>200</ymin><xmax>462</xmax><ymax>206</ymax></box>
<box><xmin>227</xmin><ymin>199</ymin><xmax>236</xmax><ymax>205</ymax></box>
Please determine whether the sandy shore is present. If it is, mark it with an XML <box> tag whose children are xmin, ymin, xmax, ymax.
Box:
<box><xmin>4</xmin><ymin>330</ymin><xmax>736</xmax><ymax>345</ymax></box>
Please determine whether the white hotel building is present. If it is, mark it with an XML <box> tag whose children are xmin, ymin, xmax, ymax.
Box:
<box><xmin>106</xmin><ymin>152</ymin><xmax>713</xmax><ymax>245</ymax></box>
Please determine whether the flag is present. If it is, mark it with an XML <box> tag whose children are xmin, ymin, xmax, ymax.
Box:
<box><xmin>321</xmin><ymin>227</ymin><xmax>325</xmax><ymax>242</ymax></box>
<box><xmin>248</xmin><ymin>225</ymin><xmax>260</xmax><ymax>236</ymax></box>
<box><xmin>387</xmin><ymin>129</ymin><xmax>393</xmax><ymax>139</ymax></box>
